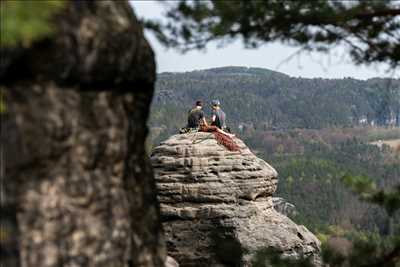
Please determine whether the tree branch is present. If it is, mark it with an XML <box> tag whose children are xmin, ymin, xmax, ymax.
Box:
<box><xmin>355</xmin><ymin>9</ymin><xmax>400</xmax><ymax>19</ymax></box>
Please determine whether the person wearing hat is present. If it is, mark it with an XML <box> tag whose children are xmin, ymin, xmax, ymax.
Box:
<box><xmin>210</xmin><ymin>99</ymin><xmax>226</xmax><ymax>130</ymax></box>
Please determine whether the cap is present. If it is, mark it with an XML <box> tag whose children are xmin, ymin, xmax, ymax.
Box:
<box><xmin>211</xmin><ymin>99</ymin><xmax>220</xmax><ymax>106</ymax></box>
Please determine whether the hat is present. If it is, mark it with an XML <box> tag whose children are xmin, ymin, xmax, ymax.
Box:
<box><xmin>211</xmin><ymin>99</ymin><xmax>220</xmax><ymax>106</ymax></box>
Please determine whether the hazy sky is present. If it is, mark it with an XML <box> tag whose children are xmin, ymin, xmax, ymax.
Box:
<box><xmin>131</xmin><ymin>1</ymin><xmax>398</xmax><ymax>80</ymax></box>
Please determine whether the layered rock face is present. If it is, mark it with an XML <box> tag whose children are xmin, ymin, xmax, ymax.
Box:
<box><xmin>272</xmin><ymin>197</ymin><xmax>298</xmax><ymax>218</ymax></box>
<box><xmin>2</xmin><ymin>1</ymin><xmax>164</xmax><ymax>267</ymax></box>
<box><xmin>152</xmin><ymin>133</ymin><xmax>320</xmax><ymax>266</ymax></box>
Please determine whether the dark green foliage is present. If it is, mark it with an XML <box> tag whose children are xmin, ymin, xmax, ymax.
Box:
<box><xmin>253</xmin><ymin>138</ymin><xmax>400</xmax><ymax>266</ymax></box>
<box><xmin>268</xmin><ymin>135</ymin><xmax>400</xmax><ymax>233</ymax></box>
<box><xmin>321</xmin><ymin>233</ymin><xmax>400</xmax><ymax>267</ymax></box>
<box><xmin>145</xmin><ymin>0</ymin><xmax>400</xmax><ymax>67</ymax></box>
<box><xmin>343</xmin><ymin>175</ymin><xmax>400</xmax><ymax>217</ymax></box>
<box><xmin>251</xmin><ymin>177</ymin><xmax>400</xmax><ymax>267</ymax></box>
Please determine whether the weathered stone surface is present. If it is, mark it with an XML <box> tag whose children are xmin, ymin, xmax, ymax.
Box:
<box><xmin>2</xmin><ymin>1</ymin><xmax>165</xmax><ymax>267</ymax></box>
<box><xmin>152</xmin><ymin>133</ymin><xmax>320</xmax><ymax>266</ymax></box>
<box><xmin>272</xmin><ymin>197</ymin><xmax>298</xmax><ymax>218</ymax></box>
<box><xmin>165</xmin><ymin>256</ymin><xmax>180</xmax><ymax>267</ymax></box>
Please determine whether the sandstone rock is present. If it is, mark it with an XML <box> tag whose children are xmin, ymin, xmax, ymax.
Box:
<box><xmin>165</xmin><ymin>256</ymin><xmax>180</xmax><ymax>267</ymax></box>
<box><xmin>152</xmin><ymin>132</ymin><xmax>321</xmax><ymax>266</ymax></box>
<box><xmin>2</xmin><ymin>1</ymin><xmax>164</xmax><ymax>267</ymax></box>
<box><xmin>272</xmin><ymin>197</ymin><xmax>298</xmax><ymax>218</ymax></box>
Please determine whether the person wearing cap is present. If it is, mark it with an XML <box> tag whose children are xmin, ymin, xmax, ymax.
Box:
<box><xmin>198</xmin><ymin>100</ymin><xmax>238</xmax><ymax>151</ymax></box>
<box><xmin>210</xmin><ymin>99</ymin><xmax>226</xmax><ymax>130</ymax></box>
<box><xmin>187</xmin><ymin>100</ymin><xmax>206</xmax><ymax>129</ymax></box>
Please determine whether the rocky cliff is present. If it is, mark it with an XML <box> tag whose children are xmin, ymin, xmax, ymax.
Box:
<box><xmin>151</xmin><ymin>132</ymin><xmax>321</xmax><ymax>266</ymax></box>
<box><xmin>1</xmin><ymin>1</ymin><xmax>165</xmax><ymax>266</ymax></box>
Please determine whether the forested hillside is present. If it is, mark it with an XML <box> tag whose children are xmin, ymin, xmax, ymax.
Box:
<box><xmin>149</xmin><ymin>66</ymin><xmax>400</xmax><ymax>236</ymax></box>
<box><xmin>150</xmin><ymin>66</ymin><xmax>399</xmax><ymax>144</ymax></box>
<box><xmin>243</xmin><ymin>127</ymin><xmax>400</xmax><ymax>234</ymax></box>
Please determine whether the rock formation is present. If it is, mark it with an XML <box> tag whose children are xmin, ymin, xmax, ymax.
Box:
<box><xmin>152</xmin><ymin>132</ymin><xmax>321</xmax><ymax>266</ymax></box>
<box><xmin>272</xmin><ymin>197</ymin><xmax>298</xmax><ymax>218</ymax></box>
<box><xmin>1</xmin><ymin>1</ymin><xmax>165</xmax><ymax>266</ymax></box>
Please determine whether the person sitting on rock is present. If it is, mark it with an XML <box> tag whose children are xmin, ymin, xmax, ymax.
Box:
<box><xmin>210</xmin><ymin>99</ymin><xmax>226</xmax><ymax>130</ymax></box>
<box><xmin>187</xmin><ymin>100</ymin><xmax>207</xmax><ymax>129</ymax></box>
<box><xmin>184</xmin><ymin>100</ymin><xmax>238</xmax><ymax>151</ymax></box>
<box><xmin>187</xmin><ymin>100</ymin><xmax>232</xmax><ymax>136</ymax></box>
<box><xmin>197</xmin><ymin>102</ymin><xmax>238</xmax><ymax>151</ymax></box>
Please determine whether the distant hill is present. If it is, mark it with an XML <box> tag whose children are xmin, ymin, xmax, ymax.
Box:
<box><xmin>149</xmin><ymin>66</ymin><xmax>400</xmax><ymax>143</ymax></box>
<box><xmin>158</xmin><ymin>66</ymin><xmax>290</xmax><ymax>78</ymax></box>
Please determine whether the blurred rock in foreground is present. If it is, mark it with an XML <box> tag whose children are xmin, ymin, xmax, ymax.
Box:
<box><xmin>1</xmin><ymin>1</ymin><xmax>165</xmax><ymax>266</ymax></box>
